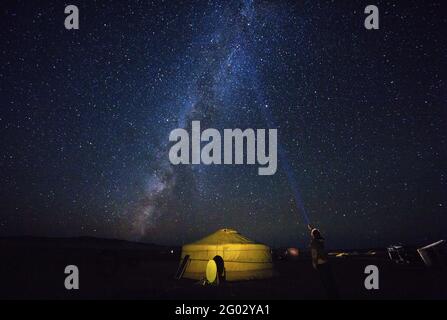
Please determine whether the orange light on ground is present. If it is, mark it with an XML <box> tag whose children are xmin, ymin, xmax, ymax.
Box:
<box><xmin>287</xmin><ymin>248</ymin><xmax>299</xmax><ymax>257</ymax></box>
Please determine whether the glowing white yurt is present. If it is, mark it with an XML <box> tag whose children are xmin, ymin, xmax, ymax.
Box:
<box><xmin>179</xmin><ymin>228</ymin><xmax>273</xmax><ymax>281</ymax></box>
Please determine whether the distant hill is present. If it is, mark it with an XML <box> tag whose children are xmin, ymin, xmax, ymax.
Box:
<box><xmin>0</xmin><ymin>236</ymin><xmax>175</xmax><ymax>252</ymax></box>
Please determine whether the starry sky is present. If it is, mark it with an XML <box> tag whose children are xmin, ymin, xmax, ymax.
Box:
<box><xmin>1</xmin><ymin>0</ymin><xmax>446</xmax><ymax>248</ymax></box>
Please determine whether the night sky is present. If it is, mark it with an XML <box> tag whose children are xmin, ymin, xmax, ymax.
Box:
<box><xmin>1</xmin><ymin>0</ymin><xmax>446</xmax><ymax>248</ymax></box>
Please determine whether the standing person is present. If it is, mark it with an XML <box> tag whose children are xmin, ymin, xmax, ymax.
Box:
<box><xmin>308</xmin><ymin>224</ymin><xmax>339</xmax><ymax>299</ymax></box>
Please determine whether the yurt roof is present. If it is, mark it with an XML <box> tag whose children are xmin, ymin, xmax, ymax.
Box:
<box><xmin>187</xmin><ymin>228</ymin><xmax>257</xmax><ymax>246</ymax></box>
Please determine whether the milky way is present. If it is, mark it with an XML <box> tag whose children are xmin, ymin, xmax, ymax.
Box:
<box><xmin>128</xmin><ymin>0</ymin><xmax>307</xmax><ymax>241</ymax></box>
<box><xmin>1</xmin><ymin>0</ymin><xmax>446</xmax><ymax>248</ymax></box>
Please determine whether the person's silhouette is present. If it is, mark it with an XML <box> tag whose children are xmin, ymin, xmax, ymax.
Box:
<box><xmin>308</xmin><ymin>224</ymin><xmax>339</xmax><ymax>299</ymax></box>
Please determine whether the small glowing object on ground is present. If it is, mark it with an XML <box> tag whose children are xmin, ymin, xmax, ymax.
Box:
<box><xmin>206</xmin><ymin>260</ymin><xmax>218</xmax><ymax>284</ymax></box>
<box><xmin>287</xmin><ymin>248</ymin><xmax>299</xmax><ymax>256</ymax></box>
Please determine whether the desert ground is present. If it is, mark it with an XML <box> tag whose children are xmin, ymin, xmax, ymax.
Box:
<box><xmin>0</xmin><ymin>237</ymin><xmax>445</xmax><ymax>300</ymax></box>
